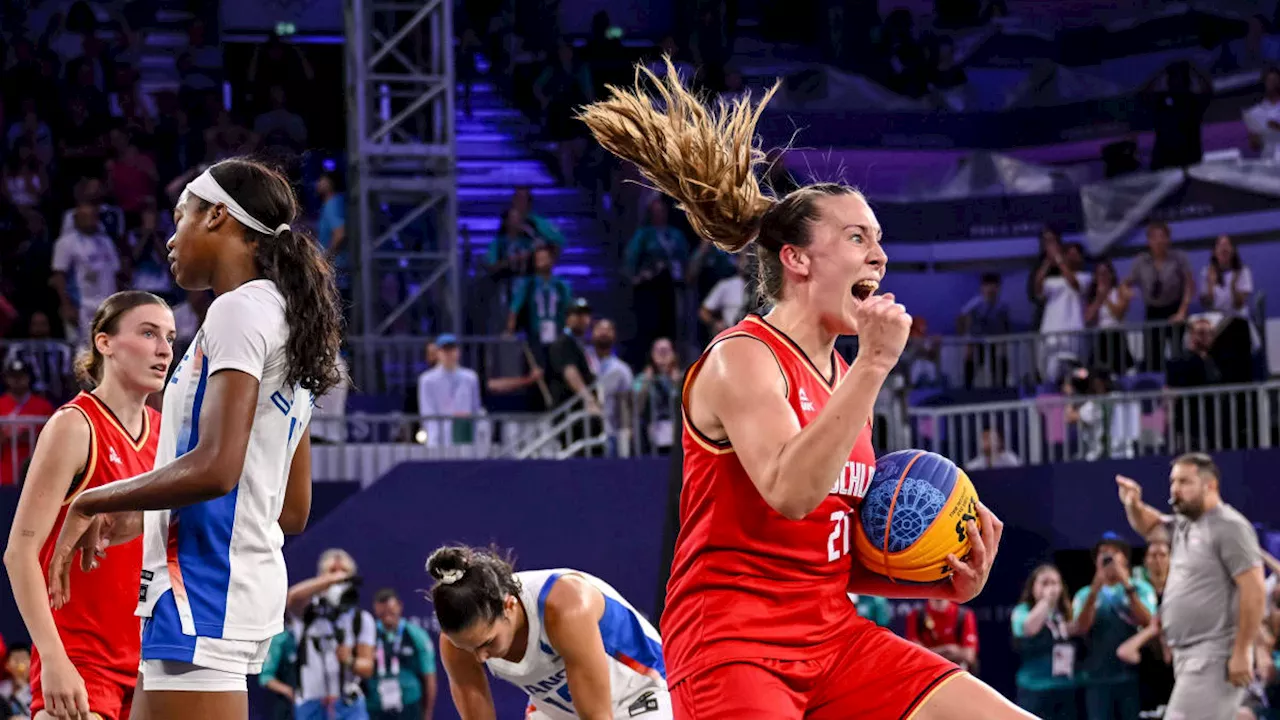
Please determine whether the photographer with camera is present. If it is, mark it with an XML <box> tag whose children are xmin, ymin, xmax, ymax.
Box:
<box><xmin>1071</xmin><ymin>533</ymin><xmax>1158</xmax><ymax>720</ymax></box>
<box><xmin>286</xmin><ymin>548</ymin><xmax>378</xmax><ymax>720</ymax></box>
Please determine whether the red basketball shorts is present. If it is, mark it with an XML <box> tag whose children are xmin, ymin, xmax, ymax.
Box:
<box><xmin>31</xmin><ymin>664</ymin><xmax>136</xmax><ymax>720</ymax></box>
<box><xmin>671</xmin><ymin>623</ymin><xmax>963</xmax><ymax>720</ymax></box>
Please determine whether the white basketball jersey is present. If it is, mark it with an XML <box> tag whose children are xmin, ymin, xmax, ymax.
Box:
<box><xmin>485</xmin><ymin>570</ymin><xmax>668</xmax><ymax>720</ymax></box>
<box><xmin>136</xmin><ymin>279</ymin><xmax>312</xmax><ymax>642</ymax></box>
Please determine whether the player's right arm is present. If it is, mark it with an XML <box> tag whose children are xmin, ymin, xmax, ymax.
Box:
<box><xmin>439</xmin><ymin>637</ymin><xmax>498</xmax><ymax>720</ymax></box>
<box><xmin>2</xmin><ymin>408</ymin><xmax>92</xmax><ymax>719</ymax></box>
<box><xmin>1115</xmin><ymin>475</ymin><xmax>1171</xmax><ymax>537</ymax></box>
<box><xmin>692</xmin><ymin>294</ymin><xmax>907</xmax><ymax>520</ymax></box>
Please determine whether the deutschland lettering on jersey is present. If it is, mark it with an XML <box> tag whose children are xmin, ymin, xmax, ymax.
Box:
<box><xmin>663</xmin><ymin>315</ymin><xmax>877</xmax><ymax>686</ymax></box>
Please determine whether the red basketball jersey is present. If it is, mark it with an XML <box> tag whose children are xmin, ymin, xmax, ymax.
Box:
<box><xmin>31</xmin><ymin>392</ymin><xmax>159</xmax><ymax>688</ymax></box>
<box><xmin>664</xmin><ymin>314</ymin><xmax>877</xmax><ymax>686</ymax></box>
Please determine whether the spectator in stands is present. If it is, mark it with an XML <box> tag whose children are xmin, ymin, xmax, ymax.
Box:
<box><xmin>1035</xmin><ymin>240</ymin><xmax>1089</xmax><ymax>384</ymax></box>
<box><xmin>546</xmin><ymin>298</ymin><xmax>599</xmax><ymax>412</ymax></box>
<box><xmin>51</xmin><ymin>202</ymin><xmax>121</xmax><ymax>342</ymax></box>
<box><xmin>905</xmin><ymin>600</ymin><xmax>979</xmax><ymax>674</ymax></box>
<box><xmin>1121</xmin><ymin>529</ymin><xmax>1174</xmax><ymax>719</ymax></box>
<box><xmin>700</xmin><ymin>251</ymin><xmax>750</xmax><ymax>336</ymax></box>
<box><xmin>1128</xmin><ymin>221</ymin><xmax>1194</xmax><ymax>372</ymax></box>
<box><xmin>1201</xmin><ymin>234</ymin><xmax>1258</xmax><ymax>383</ymax></box>
<box><xmin>60</xmin><ymin>177</ymin><xmax>124</xmax><ymax>243</ymax></box>
<box><xmin>57</xmin><ymin>96</ymin><xmax>108</xmax><ymax>185</ymax></box>
<box><xmin>533</xmin><ymin>39</ymin><xmax>592</xmax><ymax>186</ymax></box>
<box><xmin>0</xmin><ymin>645</ymin><xmax>30</xmax><ymax>719</ymax></box>
<box><xmin>124</xmin><ymin>201</ymin><xmax>177</xmax><ymax>302</ymax></box>
<box><xmin>255</xmin><ymin>85</ymin><xmax>309</xmax><ymax>154</ymax></box>
<box><xmin>3</xmin><ymin>139</ymin><xmax>47</xmax><ymax>214</ymax></box>
<box><xmin>315</xmin><ymin>172</ymin><xmax>348</xmax><ymax>295</ymax></box>
<box><xmin>247</xmin><ymin>32</ymin><xmax>316</xmax><ymax>117</ymax></box>
<box><xmin>589</xmin><ymin>318</ymin><xmax>634</xmax><ymax>456</ymax></box>
<box><xmin>417</xmin><ymin>334</ymin><xmax>485</xmax><ymax>450</ymax></box>
<box><xmin>957</xmin><ymin>272</ymin><xmax>1011</xmax><ymax>388</ymax></box>
<box><xmin>1244</xmin><ymin>66</ymin><xmax>1280</xmax><ymax>160</ymax></box>
<box><xmin>850</xmin><ymin>594</ymin><xmax>893</xmax><ymax>628</ymax></box>
<box><xmin>1167</xmin><ymin>316</ymin><xmax>1221</xmax><ymax>389</ymax></box>
<box><xmin>367</xmin><ymin>588</ymin><xmax>438</xmax><ymax>720</ymax></box>
<box><xmin>1071</xmin><ymin>534</ymin><xmax>1157</xmax><ymax>720</ymax></box>
<box><xmin>507</xmin><ymin>245</ymin><xmax>573</xmax><ymax>353</ymax></box>
<box><xmin>486</xmin><ymin>207</ymin><xmax>539</xmax><ymax>282</ymax></box>
<box><xmin>965</xmin><ymin>428</ymin><xmax>1021</xmax><ymax>470</ymax></box>
<box><xmin>65</xmin><ymin>37</ymin><xmax>108</xmax><ymax>118</ymax></box>
<box><xmin>878</xmin><ymin>8</ymin><xmax>929</xmax><ymax>98</ymax></box>
<box><xmin>928</xmin><ymin>36</ymin><xmax>967</xmax><ymax>92</ymax></box>
<box><xmin>286</xmin><ymin>549</ymin><xmax>377</xmax><ymax>720</ymax></box>
<box><xmin>5</xmin><ymin>312</ymin><xmax>71</xmax><ymax>402</ymax></box>
<box><xmin>1145</xmin><ymin>61</ymin><xmax>1213</xmax><ymax>171</ymax></box>
<box><xmin>6</xmin><ymin>100</ymin><xmax>54</xmax><ymax>167</ymax></box>
<box><xmin>1085</xmin><ymin>258</ymin><xmax>1135</xmax><ymax>375</ymax></box>
<box><xmin>1010</xmin><ymin>564</ymin><xmax>1077</xmax><ymax>720</ymax></box>
<box><xmin>635</xmin><ymin>338</ymin><xmax>682</xmax><ymax>455</ymax></box>
<box><xmin>1028</xmin><ymin>226</ymin><xmax>1062</xmax><ymax>331</ymax></box>
<box><xmin>646</xmin><ymin>34</ymin><xmax>695</xmax><ymax>87</ymax></box>
<box><xmin>259</xmin><ymin>627</ymin><xmax>299</xmax><ymax>720</ymax></box>
<box><xmin>581</xmin><ymin>11</ymin><xmax>628</xmax><ymax>99</ymax></box>
<box><xmin>549</xmin><ymin>299</ymin><xmax>603</xmax><ymax>454</ymax></box>
<box><xmin>900</xmin><ymin>316</ymin><xmax>941</xmax><ymax>387</ymax></box>
<box><xmin>509</xmin><ymin>187</ymin><xmax>565</xmax><ymax>251</ymax></box>
<box><xmin>0</xmin><ymin>358</ymin><xmax>54</xmax><ymax>486</ymax></box>
<box><xmin>204</xmin><ymin>108</ymin><xmax>256</xmax><ymax>163</ymax></box>
<box><xmin>625</xmin><ymin>198</ymin><xmax>689</xmax><ymax>359</ymax></box>
<box><xmin>1167</xmin><ymin>316</ymin><xmax>1223</xmax><ymax>451</ymax></box>
<box><xmin>105</xmin><ymin>127</ymin><xmax>157</xmax><ymax>221</ymax></box>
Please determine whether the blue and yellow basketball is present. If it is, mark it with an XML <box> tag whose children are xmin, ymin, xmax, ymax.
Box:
<box><xmin>853</xmin><ymin>449</ymin><xmax>981</xmax><ymax>584</ymax></box>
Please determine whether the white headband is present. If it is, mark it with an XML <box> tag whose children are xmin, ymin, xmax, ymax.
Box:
<box><xmin>185</xmin><ymin>170</ymin><xmax>291</xmax><ymax>237</ymax></box>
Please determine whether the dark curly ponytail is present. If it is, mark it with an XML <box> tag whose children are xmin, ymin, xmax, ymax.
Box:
<box><xmin>426</xmin><ymin>545</ymin><xmax>522</xmax><ymax>633</ymax></box>
<box><xmin>195</xmin><ymin>157</ymin><xmax>344</xmax><ymax>395</ymax></box>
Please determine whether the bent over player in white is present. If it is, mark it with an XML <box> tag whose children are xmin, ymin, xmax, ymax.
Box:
<box><xmin>427</xmin><ymin>545</ymin><xmax>671</xmax><ymax>720</ymax></box>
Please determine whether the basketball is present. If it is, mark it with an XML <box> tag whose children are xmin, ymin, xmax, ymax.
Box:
<box><xmin>853</xmin><ymin>450</ymin><xmax>981</xmax><ymax>584</ymax></box>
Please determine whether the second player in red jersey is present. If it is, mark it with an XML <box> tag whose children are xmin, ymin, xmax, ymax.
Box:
<box><xmin>581</xmin><ymin>59</ymin><xmax>1031</xmax><ymax>719</ymax></box>
<box><xmin>4</xmin><ymin>292</ymin><xmax>175</xmax><ymax>720</ymax></box>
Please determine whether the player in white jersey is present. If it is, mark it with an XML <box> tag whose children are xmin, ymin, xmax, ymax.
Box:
<box><xmin>426</xmin><ymin>545</ymin><xmax>671</xmax><ymax>720</ymax></box>
<box><xmin>46</xmin><ymin>156</ymin><xmax>344</xmax><ymax>720</ymax></box>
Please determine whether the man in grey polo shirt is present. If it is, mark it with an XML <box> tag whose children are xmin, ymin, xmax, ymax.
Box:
<box><xmin>1115</xmin><ymin>453</ymin><xmax>1266</xmax><ymax>720</ymax></box>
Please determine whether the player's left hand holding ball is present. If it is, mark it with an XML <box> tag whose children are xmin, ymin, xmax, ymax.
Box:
<box><xmin>944</xmin><ymin>502</ymin><xmax>1004</xmax><ymax>603</ymax></box>
<box><xmin>46</xmin><ymin>497</ymin><xmax>100</xmax><ymax>609</ymax></box>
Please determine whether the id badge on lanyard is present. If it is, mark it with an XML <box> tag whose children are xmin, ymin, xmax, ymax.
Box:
<box><xmin>375</xmin><ymin>629</ymin><xmax>404</xmax><ymax>711</ymax></box>
<box><xmin>535</xmin><ymin>283</ymin><xmax>559</xmax><ymax>344</ymax></box>
<box><xmin>1048</xmin><ymin>616</ymin><xmax>1074</xmax><ymax>677</ymax></box>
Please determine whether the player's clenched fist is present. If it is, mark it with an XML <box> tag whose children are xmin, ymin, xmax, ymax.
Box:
<box><xmin>854</xmin><ymin>292</ymin><xmax>911</xmax><ymax>370</ymax></box>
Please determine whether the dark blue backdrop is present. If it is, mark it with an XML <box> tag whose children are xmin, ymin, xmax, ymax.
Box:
<box><xmin>1</xmin><ymin>452</ymin><xmax>1276</xmax><ymax>719</ymax></box>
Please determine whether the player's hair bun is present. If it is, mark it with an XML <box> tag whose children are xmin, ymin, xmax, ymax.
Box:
<box><xmin>426</xmin><ymin>546</ymin><xmax>471</xmax><ymax>584</ymax></box>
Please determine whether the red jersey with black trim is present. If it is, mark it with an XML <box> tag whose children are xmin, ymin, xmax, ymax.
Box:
<box><xmin>663</xmin><ymin>314</ymin><xmax>877</xmax><ymax>685</ymax></box>
<box><xmin>31</xmin><ymin>392</ymin><xmax>159</xmax><ymax>691</ymax></box>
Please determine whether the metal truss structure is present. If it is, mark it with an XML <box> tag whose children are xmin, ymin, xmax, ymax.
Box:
<box><xmin>344</xmin><ymin>0</ymin><xmax>457</xmax><ymax>386</ymax></box>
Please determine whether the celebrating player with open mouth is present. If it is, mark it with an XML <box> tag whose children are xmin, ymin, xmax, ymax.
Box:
<box><xmin>579</xmin><ymin>60</ymin><xmax>1029</xmax><ymax>719</ymax></box>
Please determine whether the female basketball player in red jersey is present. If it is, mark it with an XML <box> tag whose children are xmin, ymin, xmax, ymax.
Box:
<box><xmin>580</xmin><ymin>61</ymin><xmax>1033</xmax><ymax>720</ymax></box>
<box><xmin>4</xmin><ymin>291</ymin><xmax>175</xmax><ymax>720</ymax></box>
